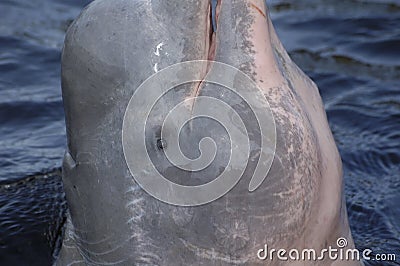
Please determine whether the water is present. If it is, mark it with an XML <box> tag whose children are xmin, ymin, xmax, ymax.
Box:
<box><xmin>0</xmin><ymin>0</ymin><xmax>399</xmax><ymax>265</ymax></box>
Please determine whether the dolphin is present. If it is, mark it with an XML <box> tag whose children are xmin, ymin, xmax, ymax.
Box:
<box><xmin>57</xmin><ymin>0</ymin><xmax>360</xmax><ymax>265</ymax></box>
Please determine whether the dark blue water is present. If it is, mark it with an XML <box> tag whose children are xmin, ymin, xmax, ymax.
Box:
<box><xmin>0</xmin><ymin>0</ymin><xmax>399</xmax><ymax>265</ymax></box>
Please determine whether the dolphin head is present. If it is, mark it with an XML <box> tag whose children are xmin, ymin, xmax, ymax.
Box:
<box><xmin>57</xmin><ymin>0</ymin><xmax>355</xmax><ymax>265</ymax></box>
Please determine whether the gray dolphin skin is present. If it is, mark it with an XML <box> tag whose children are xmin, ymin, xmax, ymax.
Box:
<box><xmin>57</xmin><ymin>0</ymin><xmax>361</xmax><ymax>265</ymax></box>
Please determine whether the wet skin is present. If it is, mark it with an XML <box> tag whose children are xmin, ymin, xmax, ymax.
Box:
<box><xmin>57</xmin><ymin>0</ymin><xmax>359</xmax><ymax>265</ymax></box>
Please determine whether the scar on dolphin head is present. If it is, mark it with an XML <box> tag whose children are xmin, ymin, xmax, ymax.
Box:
<box><xmin>186</xmin><ymin>0</ymin><xmax>220</xmax><ymax>116</ymax></box>
<box><xmin>249</xmin><ymin>3</ymin><xmax>266</xmax><ymax>18</ymax></box>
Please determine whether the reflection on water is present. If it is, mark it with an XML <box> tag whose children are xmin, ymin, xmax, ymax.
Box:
<box><xmin>0</xmin><ymin>0</ymin><xmax>399</xmax><ymax>265</ymax></box>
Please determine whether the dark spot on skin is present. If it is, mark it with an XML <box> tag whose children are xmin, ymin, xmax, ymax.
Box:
<box><xmin>157</xmin><ymin>138</ymin><xmax>167</xmax><ymax>150</ymax></box>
